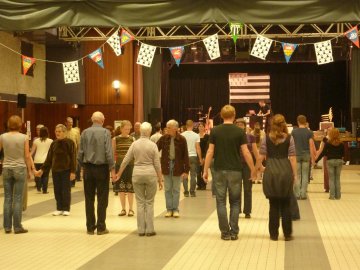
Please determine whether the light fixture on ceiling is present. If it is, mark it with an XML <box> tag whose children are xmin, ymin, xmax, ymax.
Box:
<box><xmin>112</xmin><ymin>80</ymin><xmax>121</xmax><ymax>95</ymax></box>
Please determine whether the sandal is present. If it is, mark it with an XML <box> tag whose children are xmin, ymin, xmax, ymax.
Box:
<box><xmin>118</xmin><ymin>209</ymin><xmax>126</xmax><ymax>216</ymax></box>
<box><xmin>128</xmin><ymin>210</ymin><xmax>135</xmax><ymax>217</ymax></box>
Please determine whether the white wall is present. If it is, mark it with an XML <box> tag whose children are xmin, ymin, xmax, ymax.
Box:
<box><xmin>0</xmin><ymin>32</ymin><xmax>45</xmax><ymax>99</ymax></box>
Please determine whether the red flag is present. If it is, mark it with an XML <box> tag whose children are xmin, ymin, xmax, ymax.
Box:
<box><xmin>120</xmin><ymin>29</ymin><xmax>134</xmax><ymax>47</ymax></box>
<box><xmin>22</xmin><ymin>55</ymin><xmax>36</xmax><ymax>75</ymax></box>
<box><xmin>344</xmin><ymin>26</ymin><xmax>359</xmax><ymax>48</ymax></box>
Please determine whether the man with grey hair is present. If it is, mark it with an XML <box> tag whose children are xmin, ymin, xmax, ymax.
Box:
<box><xmin>157</xmin><ymin>119</ymin><xmax>189</xmax><ymax>218</ymax></box>
<box><xmin>78</xmin><ymin>111</ymin><xmax>115</xmax><ymax>235</ymax></box>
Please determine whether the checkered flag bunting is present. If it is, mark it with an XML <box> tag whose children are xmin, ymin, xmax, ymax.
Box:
<box><xmin>107</xmin><ymin>32</ymin><xmax>122</xmax><ymax>56</ymax></box>
<box><xmin>314</xmin><ymin>40</ymin><xmax>333</xmax><ymax>65</ymax></box>
<box><xmin>203</xmin><ymin>34</ymin><xmax>220</xmax><ymax>60</ymax></box>
<box><xmin>250</xmin><ymin>35</ymin><xmax>273</xmax><ymax>60</ymax></box>
<box><xmin>63</xmin><ymin>61</ymin><xmax>80</xmax><ymax>84</ymax></box>
<box><xmin>136</xmin><ymin>43</ymin><xmax>156</xmax><ymax>67</ymax></box>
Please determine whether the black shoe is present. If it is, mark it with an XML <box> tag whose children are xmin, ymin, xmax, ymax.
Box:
<box><xmin>270</xmin><ymin>235</ymin><xmax>278</xmax><ymax>241</ymax></box>
<box><xmin>97</xmin><ymin>229</ymin><xmax>109</xmax><ymax>235</ymax></box>
<box><xmin>138</xmin><ymin>233</ymin><xmax>146</xmax><ymax>237</ymax></box>
<box><xmin>42</xmin><ymin>191</ymin><xmax>49</xmax><ymax>194</ymax></box>
<box><xmin>146</xmin><ymin>232</ymin><xmax>156</xmax><ymax>237</ymax></box>
<box><xmin>114</xmin><ymin>192</ymin><xmax>118</xmax><ymax>196</ymax></box>
<box><xmin>245</xmin><ymin>214</ymin><xmax>251</xmax><ymax>219</ymax></box>
<box><xmin>14</xmin><ymin>228</ymin><xmax>28</xmax><ymax>234</ymax></box>
<box><xmin>5</xmin><ymin>229</ymin><xmax>12</xmax><ymax>234</ymax></box>
<box><xmin>230</xmin><ymin>234</ymin><xmax>238</xmax><ymax>241</ymax></box>
<box><xmin>87</xmin><ymin>230</ymin><xmax>95</xmax><ymax>235</ymax></box>
<box><xmin>221</xmin><ymin>233</ymin><xmax>231</xmax><ymax>241</ymax></box>
<box><xmin>184</xmin><ymin>191</ymin><xmax>189</xmax><ymax>197</ymax></box>
<box><xmin>285</xmin><ymin>235</ymin><xmax>294</xmax><ymax>241</ymax></box>
<box><xmin>190</xmin><ymin>192</ymin><xmax>196</xmax><ymax>197</ymax></box>
<box><xmin>292</xmin><ymin>216</ymin><xmax>300</xmax><ymax>221</ymax></box>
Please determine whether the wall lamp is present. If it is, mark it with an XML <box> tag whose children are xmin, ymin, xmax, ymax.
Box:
<box><xmin>112</xmin><ymin>80</ymin><xmax>121</xmax><ymax>95</ymax></box>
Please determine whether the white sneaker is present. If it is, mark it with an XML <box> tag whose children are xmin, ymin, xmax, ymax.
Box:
<box><xmin>173</xmin><ymin>211</ymin><xmax>180</xmax><ymax>218</ymax></box>
<box><xmin>62</xmin><ymin>211</ymin><xmax>70</xmax><ymax>216</ymax></box>
<box><xmin>165</xmin><ymin>211</ymin><xmax>173</xmax><ymax>218</ymax></box>
<box><xmin>52</xmin><ymin>210</ymin><xmax>63</xmax><ymax>216</ymax></box>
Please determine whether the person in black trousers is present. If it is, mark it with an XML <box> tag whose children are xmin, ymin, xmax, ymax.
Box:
<box><xmin>255</xmin><ymin>114</ymin><xmax>297</xmax><ymax>241</ymax></box>
<box><xmin>78</xmin><ymin>111</ymin><xmax>116</xmax><ymax>235</ymax></box>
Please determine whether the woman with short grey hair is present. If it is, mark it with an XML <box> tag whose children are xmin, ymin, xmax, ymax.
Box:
<box><xmin>116</xmin><ymin>122</ymin><xmax>163</xmax><ymax>236</ymax></box>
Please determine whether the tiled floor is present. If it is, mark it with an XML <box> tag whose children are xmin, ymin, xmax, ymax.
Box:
<box><xmin>0</xmin><ymin>166</ymin><xmax>359</xmax><ymax>270</ymax></box>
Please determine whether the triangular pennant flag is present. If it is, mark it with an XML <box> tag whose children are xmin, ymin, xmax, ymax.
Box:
<box><xmin>281</xmin><ymin>42</ymin><xmax>298</xmax><ymax>63</ymax></box>
<box><xmin>22</xmin><ymin>55</ymin><xmax>36</xmax><ymax>75</ymax></box>
<box><xmin>203</xmin><ymin>34</ymin><xmax>220</xmax><ymax>60</ymax></box>
<box><xmin>230</xmin><ymin>23</ymin><xmax>243</xmax><ymax>44</ymax></box>
<box><xmin>106</xmin><ymin>32</ymin><xmax>122</xmax><ymax>56</ymax></box>
<box><xmin>63</xmin><ymin>61</ymin><xmax>80</xmax><ymax>84</ymax></box>
<box><xmin>250</xmin><ymin>35</ymin><xmax>273</xmax><ymax>60</ymax></box>
<box><xmin>120</xmin><ymin>29</ymin><xmax>134</xmax><ymax>47</ymax></box>
<box><xmin>88</xmin><ymin>48</ymin><xmax>104</xmax><ymax>69</ymax></box>
<box><xmin>169</xmin><ymin>46</ymin><xmax>184</xmax><ymax>66</ymax></box>
<box><xmin>344</xmin><ymin>26</ymin><xmax>359</xmax><ymax>48</ymax></box>
<box><xmin>136</xmin><ymin>43</ymin><xmax>156</xmax><ymax>67</ymax></box>
<box><xmin>314</xmin><ymin>40</ymin><xmax>333</xmax><ymax>65</ymax></box>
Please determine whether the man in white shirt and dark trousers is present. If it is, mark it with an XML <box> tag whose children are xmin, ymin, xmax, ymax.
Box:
<box><xmin>181</xmin><ymin>120</ymin><xmax>202</xmax><ymax>197</ymax></box>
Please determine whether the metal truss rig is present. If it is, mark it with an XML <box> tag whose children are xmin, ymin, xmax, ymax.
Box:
<box><xmin>58</xmin><ymin>23</ymin><xmax>358</xmax><ymax>42</ymax></box>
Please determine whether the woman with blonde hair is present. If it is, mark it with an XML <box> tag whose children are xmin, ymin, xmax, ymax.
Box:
<box><xmin>112</xmin><ymin>120</ymin><xmax>135</xmax><ymax>216</ymax></box>
<box><xmin>255</xmin><ymin>114</ymin><xmax>297</xmax><ymax>241</ymax></box>
<box><xmin>0</xmin><ymin>115</ymin><xmax>35</xmax><ymax>233</ymax></box>
<box><xmin>315</xmin><ymin>128</ymin><xmax>344</xmax><ymax>199</ymax></box>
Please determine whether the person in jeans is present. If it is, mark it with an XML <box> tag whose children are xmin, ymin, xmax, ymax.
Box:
<box><xmin>116</xmin><ymin>122</ymin><xmax>163</xmax><ymax>236</ymax></box>
<box><xmin>31</xmin><ymin>126</ymin><xmax>53</xmax><ymax>194</ymax></box>
<box><xmin>0</xmin><ymin>115</ymin><xmax>34</xmax><ymax>234</ymax></box>
<box><xmin>157</xmin><ymin>120</ymin><xmax>189</xmax><ymax>218</ymax></box>
<box><xmin>256</xmin><ymin>114</ymin><xmax>297</xmax><ymax>241</ymax></box>
<box><xmin>203</xmin><ymin>105</ymin><xmax>256</xmax><ymax>241</ymax></box>
<box><xmin>36</xmin><ymin>124</ymin><xmax>76</xmax><ymax>216</ymax></box>
<box><xmin>291</xmin><ymin>115</ymin><xmax>316</xmax><ymax>200</ymax></box>
<box><xmin>235</xmin><ymin>118</ymin><xmax>259</xmax><ymax>219</ymax></box>
<box><xmin>315</xmin><ymin>128</ymin><xmax>344</xmax><ymax>200</ymax></box>
<box><xmin>78</xmin><ymin>111</ymin><xmax>116</xmax><ymax>235</ymax></box>
<box><xmin>181</xmin><ymin>120</ymin><xmax>202</xmax><ymax>197</ymax></box>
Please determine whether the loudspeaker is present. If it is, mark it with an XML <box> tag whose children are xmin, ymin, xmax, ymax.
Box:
<box><xmin>17</xmin><ymin>94</ymin><xmax>27</xmax><ymax>108</ymax></box>
<box><xmin>150</xmin><ymin>108</ymin><xmax>162</xmax><ymax>125</ymax></box>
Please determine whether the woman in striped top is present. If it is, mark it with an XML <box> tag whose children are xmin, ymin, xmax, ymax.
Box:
<box><xmin>112</xmin><ymin>120</ymin><xmax>135</xmax><ymax>217</ymax></box>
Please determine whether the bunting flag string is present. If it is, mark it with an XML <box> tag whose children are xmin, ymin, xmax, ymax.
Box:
<box><xmin>88</xmin><ymin>48</ymin><xmax>104</xmax><ymax>69</ymax></box>
<box><xmin>345</xmin><ymin>26</ymin><xmax>359</xmax><ymax>48</ymax></box>
<box><xmin>22</xmin><ymin>55</ymin><xmax>36</xmax><ymax>75</ymax></box>
<box><xmin>169</xmin><ymin>46</ymin><xmax>184</xmax><ymax>66</ymax></box>
<box><xmin>0</xmin><ymin>24</ymin><xmax>359</xmax><ymax>85</ymax></box>
<box><xmin>281</xmin><ymin>43</ymin><xmax>298</xmax><ymax>63</ymax></box>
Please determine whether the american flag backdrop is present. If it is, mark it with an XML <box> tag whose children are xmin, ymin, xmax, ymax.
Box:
<box><xmin>229</xmin><ymin>73</ymin><xmax>270</xmax><ymax>103</ymax></box>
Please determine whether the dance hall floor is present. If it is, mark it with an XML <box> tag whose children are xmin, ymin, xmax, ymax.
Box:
<box><xmin>0</xmin><ymin>166</ymin><xmax>360</xmax><ymax>270</ymax></box>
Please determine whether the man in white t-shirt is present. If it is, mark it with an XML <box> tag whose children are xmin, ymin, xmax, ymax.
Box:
<box><xmin>181</xmin><ymin>120</ymin><xmax>202</xmax><ymax>197</ymax></box>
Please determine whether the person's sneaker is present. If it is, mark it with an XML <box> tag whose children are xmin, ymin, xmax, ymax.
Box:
<box><xmin>270</xmin><ymin>235</ymin><xmax>278</xmax><ymax>241</ymax></box>
<box><xmin>62</xmin><ymin>211</ymin><xmax>70</xmax><ymax>216</ymax></box>
<box><xmin>97</xmin><ymin>229</ymin><xmax>109</xmax><ymax>235</ymax></box>
<box><xmin>5</xmin><ymin>229</ymin><xmax>12</xmax><ymax>234</ymax></box>
<box><xmin>184</xmin><ymin>191</ymin><xmax>189</xmax><ymax>197</ymax></box>
<box><xmin>230</xmin><ymin>234</ymin><xmax>238</xmax><ymax>240</ymax></box>
<box><xmin>165</xmin><ymin>211</ymin><xmax>173</xmax><ymax>218</ymax></box>
<box><xmin>221</xmin><ymin>233</ymin><xmax>231</xmax><ymax>241</ymax></box>
<box><xmin>138</xmin><ymin>233</ymin><xmax>146</xmax><ymax>237</ymax></box>
<box><xmin>146</xmin><ymin>232</ymin><xmax>156</xmax><ymax>237</ymax></box>
<box><xmin>190</xmin><ymin>192</ymin><xmax>196</xmax><ymax>197</ymax></box>
<box><xmin>87</xmin><ymin>230</ymin><xmax>95</xmax><ymax>235</ymax></box>
<box><xmin>52</xmin><ymin>210</ymin><xmax>63</xmax><ymax>216</ymax></box>
<box><xmin>245</xmin><ymin>214</ymin><xmax>251</xmax><ymax>219</ymax></box>
<box><xmin>14</xmin><ymin>228</ymin><xmax>28</xmax><ymax>234</ymax></box>
<box><xmin>172</xmin><ymin>211</ymin><xmax>180</xmax><ymax>218</ymax></box>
